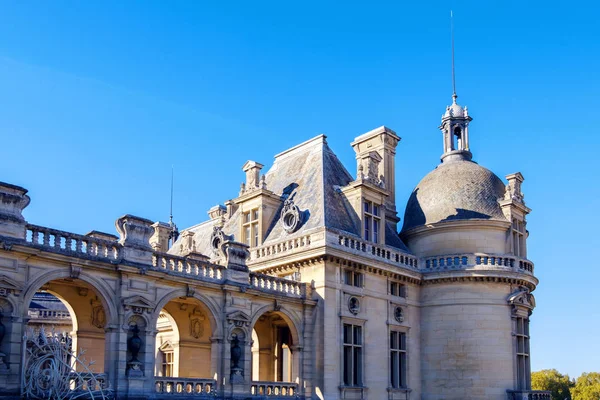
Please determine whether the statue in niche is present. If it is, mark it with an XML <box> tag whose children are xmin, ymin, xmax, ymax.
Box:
<box><xmin>127</xmin><ymin>324</ymin><xmax>143</xmax><ymax>374</ymax></box>
<box><xmin>230</xmin><ymin>333</ymin><xmax>244</xmax><ymax>383</ymax></box>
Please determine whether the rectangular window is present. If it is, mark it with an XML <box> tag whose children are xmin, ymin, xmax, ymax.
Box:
<box><xmin>515</xmin><ymin>317</ymin><xmax>530</xmax><ymax>390</ymax></box>
<box><xmin>242</xmin><ymin>209</ymin><xmax>260</xmax><ymax>247</ymax></box>
<box><xmin>344</xmin><ymin>270</ymin><xmax>363</xmax><ymax>288</ymax></box>
<box><xmin>390</xmin><ymin>331</ymin><xmax>407</xmax><ymax>388</ymax></box>
<box><xmin>162</xmin><ymin>351</ymin><xmax>174</xmax><ymax>377</ymax></box>
<box><xmin>363</xmin><ymin>200</ymin><xmax>382</xmax><ymax>243</ymax></box>
<box><xmin>512</xmin><ymin>218</ymin><xmax>526</xmax><ymax>257</ymax></box>
<box><xmin>390</xmin><ymin>282</ymin><xmax>406</xmax><ymax>298</ymax></box>
<box><xmin>343</xmin><ymin>324</ymin><xmax>363</xmax><ymax>386</ymax></box>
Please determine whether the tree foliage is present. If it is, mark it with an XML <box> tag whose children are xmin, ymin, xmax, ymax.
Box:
<box><xmin>531</xmin><ymin>369</ymin><xmax>573</xmax><ymax>400</ymax></box>
<box><xmin>572</xmin><ymin>372</ymin><xmax>600</xmax><ymax>400</ymax></box>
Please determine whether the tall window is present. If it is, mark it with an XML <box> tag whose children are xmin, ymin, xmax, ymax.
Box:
<box><xmin>390</xmin><ymin>331</ymin><xmax>407</xmax><ymax>388</ymax></box>
<box><xmin>243</xmin><ymin>209</ymin><xmax>260</xmax><ymax>247</ymax></box>
<box><xmin>343</xmin><ymin>324</ymin><xmax>363</xmax><ymax>387</ymax></box>
<box><xmin>512</xmin><ymin>218</ymin><xmax>526</xmax><ymax>257</ymax></box>
<box><xmin>363</xmin><ymin>201</ymin><xmax>381</xmax><ymax>243</ymax></box>
<box><xmin>343</xmin><ymin>270</ymin><xmax>363</xmax><ymax>288</ymax></box>
<box><xmin>161</xmin><ymin>350</ymin><xmax>174</xmax><ymax>377</ymax></box>
<box><xmin>515</xmin><ymin>317</ymin><xmax>530</xmax><ymax>390</ymax></box>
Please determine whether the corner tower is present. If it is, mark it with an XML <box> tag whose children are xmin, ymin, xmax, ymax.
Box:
<box><xmin>399</xmin><ymin>21</ymin><xmax>541</xmax><ymax>398</ymax></box>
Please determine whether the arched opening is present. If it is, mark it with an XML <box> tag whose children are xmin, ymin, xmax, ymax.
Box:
<box><xmin>251</xmin><ymin>311</ymin><xmax>296</xmax><ymax>383</ymax></box>
<box><xmin>25</xmin><ymin>278</ymin><xmax>109</xmax><ymax>373</ymax></box>
<box><xmin>453</xmin><ymin>126</ymin><xmax>463</xmax><ymax>151</ymax></box>
<box><xmin>155</xmin><ymin>297</ymin><xmax>214</xmax><ymax>378</ymax></box>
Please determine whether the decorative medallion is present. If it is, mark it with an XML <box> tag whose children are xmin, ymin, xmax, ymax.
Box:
<box><xmin>281</xmin><ymin>199</ymin><xmax>301</xmax><ymax>234</ymax></box>
<box><xmin>91</xmin><ymin>299</ymin><xmax>107</xmax><ymax>329</ymax></box>
<box><xmin>348</xmin><ymin>296</ymin><xmax>360</xmax><ymax>315</ymax></box>
<box><xmin>210</xmin><ymin>226</ymin><xmax>226</xmax><ymax>257</ymax></box>
<box><xmin>189</xmin><ymin>307</ymin><xmax>205</xmax><ymax>339</ymax></box>
<box><xmin>394</xmin><ymin>306</ymin><xmax>404</xmax><ymax>323</ymax></box>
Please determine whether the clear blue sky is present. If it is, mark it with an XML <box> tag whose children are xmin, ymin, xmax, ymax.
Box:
<box><xmin>1</xmin><ymin>1</ymin><xmax>598</xmax><ymax>378</ymax></box>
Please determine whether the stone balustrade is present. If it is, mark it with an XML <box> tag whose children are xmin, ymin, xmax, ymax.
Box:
<box><xmin>152</xmin><ymin>253</ymin><xmax>224</xmax><ymax>282</ymax></box>
<box><xmin>26</xmin><ymin>224</ymin><xmax>121</xmax><ymax>262</ymax></box>
<box><xmin>69</xmin><ymin>372</ymin><xmax>110</xmax><ymax>391</ymax></box>
<box><xmin>252</xmin><ymin>234</ymin><xmax>312</xmax><ymax>260</ymax></box>
<box><xmin>28</xmin><ymin>309</ymin><xmax>71</xmax><ymax>320</ymax></box>
<box><xmin>423</xmin><ymin>253</ymin><xmax>535</xmax><ymax>275</ymax></box>
<box><xmin>154</xmin><ymin>377</ymin><xmax>216</xmax><ymax>396</ymax></box>
<box><xmin>251</xmin><ymin>381</ymin><xmax>298</xmax><ymax>397</ymax></box>
<box><xmin>336</xmin><ymin>234</ymin><xmax>418</xmax><ymax>269</ymax></box>
<box><xmin>507</xmin><ymin>390</ymin><xmax>552</xmax><ymax>400</ymax></box>
<box><xmin>249</xmin><ymin>272</ymin><xmax>306</xmax><ymax>298</ymax></box>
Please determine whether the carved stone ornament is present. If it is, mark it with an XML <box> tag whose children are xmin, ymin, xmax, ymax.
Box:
<box><xmin>394</xmin><ymin>306</ymin><xmax>404</xmax><ymax>323</ymax></box>
<box><xmin>508</xmin><ymin>287</ymin><xmax>536</xmax><ymax>316</ymax></box>
<box><xmin>226</xmin><ymin>310</ymin><xmax>251</xmax><ymax>328</ymax></box>
<box><xmin>91</xmin><ymin>299</ymin><xmax>107</xmax><ymax>329</ymax></box>
<box><xmin>189</xmin><ymin>307</ymin><xmax>205</xmax><ymax>339</ymax></box>
<box><xmin>281</xmin><ymin>199</ymin><xmax>301</xmax><ymax>234</ymax></box>
<box><xmin>122</xmin><ymin>295</ymin><xmax>155</xmax><ymax>315</ymax></box>
<box><xmin>210</xmin><ymin>226</ymin><xmax>227</xmax><ymax>257</ymax></box>
<box><xmin>348</xmin><ymin>296</ymin><xmax>360</xmax><ymax>315</ymax></box>
<box><xmin>0</xmin><ymin>274</ymin><xmax>22</xmax><ymax>297</ymax></box>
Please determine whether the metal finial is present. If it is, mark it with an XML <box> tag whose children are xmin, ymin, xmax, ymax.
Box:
<box><xmin>451</xmin><ymin>10</ymin><xmax>457</xmax><ymax>102</ymax></box>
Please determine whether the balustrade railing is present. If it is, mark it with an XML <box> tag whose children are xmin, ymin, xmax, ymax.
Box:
<box><xmin>154</xmin><ymin>377</ymin><xmax>216</xmax><ymax>396</ymax></box>
<box><xmin>249</xmin><ymin>272</ymin><xmax>305</xmax><ymax>298</ymax></box>
<box><xmin>336</xmin><ymin>234</ymin><xmax>418</xmax><ymax>269</ymax></box>
<box><xmin>253</xmin><ymin>234</ymin><xmax>312</xmax><ymax>260</ymax></box>
<box><xmin>251</xmin><ymin>381</ymin><xmax>298</xmax><ymax>397</ymax></box>
<box><xmin>423</xmin><ymin>253</ymin><xmax>534</xmax><ymax>274</ymax></box>
<box><xmin>507</xmin><ymin>390</ymin><xmax>552</xmax><ymax>400</ymax></box>
<box><xmin>28</xmin><ymin>309</ymin><xmax>71</xmax><ymax>320</ymax></box>
<box><xmin>69</xmin><ymin>372</ymin><xmax>110</xmax><ymax>392</ymax></box>
<box><xmin>152</xmin><ymin>253</ymin><xmax>224</xmax><ymax>282</ymax></box>
<box><xmin>25</xmin><ymin>224</ymin><xmax>121</xmax><ymax>262</ymax></box>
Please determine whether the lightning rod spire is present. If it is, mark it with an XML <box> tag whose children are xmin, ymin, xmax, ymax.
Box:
<box><xmin>451</xmin><ymin>10</ymin><xmax>457</xmax><ymax>103</ymax></box>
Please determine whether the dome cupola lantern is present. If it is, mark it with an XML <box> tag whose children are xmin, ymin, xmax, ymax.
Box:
<box><xmin>439</xmin><ymin>93</ymin><xmax>473</xmax><ymax>163</ymax></box>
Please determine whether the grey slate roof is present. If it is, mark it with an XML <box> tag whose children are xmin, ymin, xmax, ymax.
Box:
<box><xmin>170</xmin><ymin>135</ymin><xmax>411</xmax><ymax>256</ymax></box>
<box><xmin>401</xmin><ymin>160</ymin><xmax>507</xmax><ymax>233</ymax></box>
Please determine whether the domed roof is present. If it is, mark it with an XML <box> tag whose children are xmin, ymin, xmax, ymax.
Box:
<box><xmin>444</xmin><ymin>102</ymin><xmax>466</xmax><ymax>118</ymax></box>
<box><xmin>401</xmin><ymin>160</ymin><xmax>507</xmax><ymax>233</ymax></box>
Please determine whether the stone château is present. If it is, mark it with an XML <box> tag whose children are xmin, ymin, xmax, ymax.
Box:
<box><xmin>0</xmin><ymin>92</ymin><xmax>548</xmax><ymax>399</ymax></box>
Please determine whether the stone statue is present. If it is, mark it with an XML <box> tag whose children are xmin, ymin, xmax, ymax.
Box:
<box><xmin>230</xmin><ymin>333</ymin><xmax>244</xmax><ymax>383</ymax></box>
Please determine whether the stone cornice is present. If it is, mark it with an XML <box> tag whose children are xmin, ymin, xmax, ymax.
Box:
<box><xmin>400</xmin><ymin>218</ymin><xmax>510</xmax><ymax>240</ymax></box>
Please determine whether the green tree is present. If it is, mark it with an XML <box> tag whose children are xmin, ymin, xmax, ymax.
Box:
<box><xmin>572</xmin><ymin>372</ymin><xmax>600</xmax><ymax>400</ymax></box>
<box><xmin>531</xmin><ymin>369</ymin><xmax>573</xmax><ymax>400</ymax></box>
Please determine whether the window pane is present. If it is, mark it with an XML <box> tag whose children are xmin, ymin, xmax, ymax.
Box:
<box><xmin>354</xmin><ymin>273</ymin><xmax>362</xmax><ymax>288</ymax></box>
<box><xmin>400</xmin><ymin>333</ymin><xmax>406</xmax><ymax>350</ymax></box>
<box><xmin>344</xmin><ymin>346</ymin><xmax>352</xmax><ymax>385</ymax></box>
<box><xmin>364</xmin><ymin>216</ymin><xmax>371</xmax><ymax>240</ymax></box>
<box><xmin>344</xmin><ymin>324</ymin><xmax>352</xmax><ymax>344</ymax></box>
<box><xmin>253</xmin><ymin>209</ymin><xmax>259</xmax><ymax>220</ymax></box>
<box><xmin>390</xmin><ymin>282</ymin><xmax>397</xmax><ymax>296</ymax></box>
<box><xmin>354</xmin><ymin>348</ymin><xmax>362</xmax><ymax>385</ymax></box>
<box><xmin>364</xmin><ymin>201</ymin><xmax>371</xmax><ymax>213</ymax></box>
<box><xmin>344</xmin><ymin>270</ymin><xmax>353</xmax><ymax>285</ymax></box>
<box><xmin>373</xmin><ymin>204</ymin><xmax>379</xmax><ymax>216</ymax></box>
<box><xmin>244</xmin><ymin>226</ymin><xmax>251</xmax><ymax>246</ymax></box>
<box><xmin>373</xmin><ymin>219</ymin><xmax>379</xmax><ymax>243</ymax></box>
<box><xmin>400</xmin><ymin>352</ymin><xmax>407</xmax><ymax>387</ymax></box>
<box><xmin>253</xmin><ymin>223</ymin><xmax>259</xmax><ymax>247</ymax></box>
<box><xmin>354</xmin><ymin>326</ymin><xmax>362</xmax><ymax>346</ymax></box>
<box><xmin>391</xmin><ymin>351</ymin><xmax>398</xmax><ymax>388</ymax></box>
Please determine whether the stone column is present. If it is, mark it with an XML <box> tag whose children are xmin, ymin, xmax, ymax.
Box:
<box><xmin>0</xmin><ymin>182</ymin><xmax>30</xmax><ymax>240</ymax></box>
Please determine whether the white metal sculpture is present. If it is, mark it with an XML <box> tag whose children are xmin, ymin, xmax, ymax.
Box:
<box><xmin>22</xmin><ymin>326</ymin><xmax>112</xmax><ymax>400</ymax></box>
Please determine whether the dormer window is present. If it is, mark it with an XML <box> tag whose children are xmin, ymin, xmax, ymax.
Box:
<box><xmin>243</xmin><ymin>209</ymin><xmax>259</xmax><ymax>247</ymax></box>
<box><xmin>512</xmin><ymin>218</ymin><xmax>526</xmax><ymax>258</ymax></box>
<box><xmin>363</xmin><ymin>201</ymin><xmax>381</xmax><ymax>243</ymax></box>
